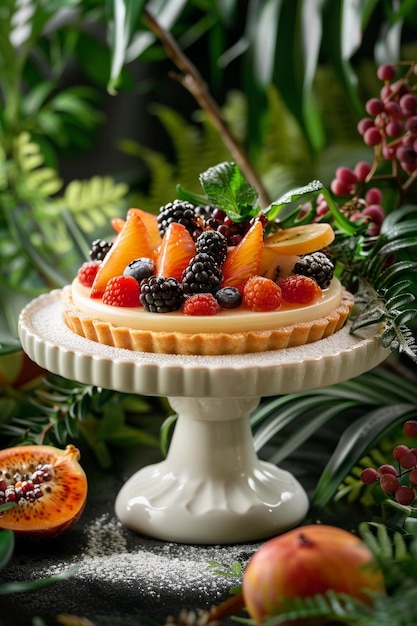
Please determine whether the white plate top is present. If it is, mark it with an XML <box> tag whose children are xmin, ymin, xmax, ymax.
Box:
<box><xmin>18</xmin><ymin>290</ymin><xmax>390</xmax><ymax>398</ymax></box>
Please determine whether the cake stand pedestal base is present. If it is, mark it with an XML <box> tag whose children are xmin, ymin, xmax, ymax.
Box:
<box><xmin>115</xmin><ymin>396</ymin><xmax>309</xmax><ymax>544</ymax></box>
<box><xmin>18</xmin><ymin>290</ymin><xmax>390</xmax><ymax>544</ymax></box>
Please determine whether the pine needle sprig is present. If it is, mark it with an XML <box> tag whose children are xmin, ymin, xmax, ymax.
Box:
<box><xmin>0</xmin><ymin>375</ymin><xmax>164</xmax><ymax>467</ymax></box>
<box><xmin>331</xmin><ymin>205</ymin><xmax>417</xmax><ymax>363</ymax></box>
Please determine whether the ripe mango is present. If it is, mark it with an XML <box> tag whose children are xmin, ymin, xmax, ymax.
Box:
<box><xmin>242</xmin><ymin>524</ymin><xmax>385</xmax><ymax>625</ymax></box>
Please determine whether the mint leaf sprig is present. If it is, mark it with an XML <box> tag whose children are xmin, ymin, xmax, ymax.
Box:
<box><xmin>179</xmin><ymin>161</ymin><xmax>356</xmax><ymax>235</ymax></box>
<box><xmin>198</xmin><ymin>161</ymin><xmax>259</xmax><ymax>222</ymax></box>
<box><xmin>177</xmin><ymin>161</ymin><xmax>260</xmax><ymax>221</ymax></box>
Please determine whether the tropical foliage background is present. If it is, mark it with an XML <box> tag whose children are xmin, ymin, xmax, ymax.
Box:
<box><xmin>1</xmin><ymin>1</ymin><xmax>417</xmax><ymax>624</ymax></box>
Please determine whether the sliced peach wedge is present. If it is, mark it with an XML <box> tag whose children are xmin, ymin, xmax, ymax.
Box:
<box><xmin>155</xmin><ymin>222</ymin><xmax>196</xmax><ymax>281</ymax></box>
<box><xmin>91</xmin><ymin>212</ymin><xmax>158</xmax><ymax>298</ymax></box>
<box><xmin>111</xmin><ymin>208</ymin><xmax>161</xmax><ymax>252</ymax></box>
<box><xmin>221</xmin><ymin>220</ymin><xmax>264</xmax><ymax>292</ymax></box>
<box><xmin>126</xmin><ymin>208</ymin><xmax>161</xmax><ymax>252</ymax></box>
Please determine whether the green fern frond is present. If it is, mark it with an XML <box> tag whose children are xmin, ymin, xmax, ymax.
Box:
<box><xmin>262</xmin><ymin>590</ymin><xmax>373</xmax><ymax>626</ymax></box>
<box><xmin>11</xmin><ymin>133</ymin><xmax>63</xmax><ymax>205</ymax></box>
<box><xmin>332</xmin><ymin>205</ymin><xmax>417</xmax><ymax>363</ymax></box>
<box><xmin>62</xmin><ymin>176</ymin><xmax>128</xmax><ymax>232</ymax></box>
<box><xmin>121</xmin><ymin>141</ymin><xmax>178</xmax><ymax>213</ymax></box>
<box><xmin>125</xmin><ymin>103</ymin><xmax>231</xmax><ymax>212</ymax></box>
<box><xmin>259</xmin><ymin>87</ymin><xmax>312</xmax><ymax>189</ymax></box>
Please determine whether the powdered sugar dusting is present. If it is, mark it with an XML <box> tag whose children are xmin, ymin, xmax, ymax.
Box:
<box><xmin>2</xmin><ymin>511</ymin><xmax>259</xmax><ymax>623</ymax></box>
<box><xmin>20</xmin><ymin>513</ymin><xmax>260</xmax><ymax>615</ymax></box>
<box><xmin>72</xmin><ymin>513</ymin><xmax>257</xmax><ymax>600</ymax></box>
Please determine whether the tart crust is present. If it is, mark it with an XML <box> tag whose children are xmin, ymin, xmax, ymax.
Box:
<box><xmin>62</xmin><ymin>287</ymin><xmax>354</xmax><ymax>356</ymax></box>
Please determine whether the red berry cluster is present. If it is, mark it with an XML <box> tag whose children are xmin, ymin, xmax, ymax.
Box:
<box><xmin>358</xmin><ymin>62</ymin><xmax>417</xmax><ymax>174</ymax></box>
<box><xmin>360</xmin><ymin>419</ymin><xmax>417</xmax><ymax>507</ymax></box>
<box><xmin>315</xmin><ymin>61</ymin><xmax>417</xmax><ymax>237</ymax></box>
<box><xmin>328</xmin><ymin>165</ymin><xmax>385</xmax><ymax>236</ymax></box>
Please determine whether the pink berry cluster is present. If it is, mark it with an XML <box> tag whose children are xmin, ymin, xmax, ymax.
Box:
<box><xmin>316</xmin><ymin>61</ymin><xmax>417</xmax><ymax>237</ymax></box>
<box><xmin>360</xmin><ymin>419</ymin><xmax>417</xmax><ymax>507</ymax></box>
<box><xmin>358</xmin><ymin>62</ymin><xmax>417</xmax><ymax>173</ymax></box>
<box><xmin>328</xmin><ymin>164</ymin><xmax>385</xmax><ymax>236</ymax></box>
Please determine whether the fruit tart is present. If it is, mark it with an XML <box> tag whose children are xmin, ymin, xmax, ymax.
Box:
<box><xmin>62</xmin><ymin>163</ymin><xmax>354</xmax><ymax>355</ymax></box>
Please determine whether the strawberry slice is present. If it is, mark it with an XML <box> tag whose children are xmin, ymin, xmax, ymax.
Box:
<box><xmin>155</xmin><ymin>222</ymin><xmax>196</xmax><ymax>281</ymax></box>
<box><xmin>91</xmin><ymin>212</ymin><xmax>155</xmax><ymax>298</ymax></box>
<box><xmin>221</xmin><ymin>220</ymin><xmax>264</xmax><ymax>291</ymax></box>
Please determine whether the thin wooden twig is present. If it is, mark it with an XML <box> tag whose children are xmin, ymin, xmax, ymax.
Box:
<box><xmin>143</xmin><ymin>8</ymin><xmax>271</xmax><ymax>208</ymax></box>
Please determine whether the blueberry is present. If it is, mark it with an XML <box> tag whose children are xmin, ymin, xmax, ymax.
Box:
<box><xmin>123</xmin><ymin>257</ymin><xmax>156</xmax><ymax>284</ymax></box>
<box><xmin>215</xmin><ymin>286</ymin><xmax>242</xmax><ymax>309</ymax></box>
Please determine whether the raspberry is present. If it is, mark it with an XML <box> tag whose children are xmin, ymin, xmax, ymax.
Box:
<box><xmin>277</xmin><ymin>275</ymin><xmax>322</xmax><ymax>304</ymax></box>
<box><xmin>102</xmin><ymin>275</ymin><xmax>141</xmax><ymax>307</ymax></box>
<box><xmin>183</xmin><ymin>293</ymin><xmax>221</xmax><ymax>316</ymax></box>
<box><xmin>243</xmin><ymin>276</ymin><xmax>283</xmax><ymax>312</ymax></box>
<box><xmin>77</xmin><ymin>261</ymin><xmax>101</xmax><ymax>287</ymax></box>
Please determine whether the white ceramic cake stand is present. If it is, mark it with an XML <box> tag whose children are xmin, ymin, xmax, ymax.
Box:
<box><xmin>18</xmin><ymin>289</ymin><xmax>390</xmax><ymax>545</ymax></box>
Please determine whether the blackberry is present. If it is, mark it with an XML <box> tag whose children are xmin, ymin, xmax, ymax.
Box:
<box><xmin>157</xmin><ymin>199</ymin><xmax>198</xmax><ymax>237</ymax></box>
<box><xmin>196</xmin><ymin>230</ymin><xmax>228</xmax><ymax>265</ymax></box>
<box><xmin>294</xmin><ymin>252</ymin><xmax>334</xmax><ymax>289</ymax></box>
<box><xmin>89</xmin><ymin>239</ymin><xmax>113</xmax><ymax>261</ymax></box>
<box><xmin>182</xmin><ymin>252</ymin><xmax>223</xmax><ymax>295</ymax></box>
<box><xmin>123</xmin><ymin>257</ymin><xmax>156</xmax><ymax>284</ymax></box>
<box><xmin>140</xmin><ymin>276</ymin><xmax>184</xmax><ymax>313</ymax></box>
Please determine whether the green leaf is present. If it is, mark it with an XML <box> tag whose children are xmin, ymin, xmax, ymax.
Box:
<box><xmin>106</xmin><ymin>0</ymin><xmax>147</xmax><ymax>94</ymax></box>
<box><xmin>378</xmin><ymin>260</ymin><xmax>417</xmax><ymax>289</ymax></box>
<box><xmin>0</xmin><ymin>566</ymin><xmax>77</xmax><ymax>595</ymax></box>
<box><xmin>321</xmin><ymin>0</ymin><xmax>364</xmax><ymax>118</ymax></box>
<box><xmin>268</xmin><ymin>0</ymin><xmax>325</xmax><ymax>154</ymax></box>
<box><xmin>268</xmin><ymin>401</ymin><xmax>357</xmax><ymax>465</ymax></box>
<box><xmin>0</xmin><ymin>529</ymin><xmax>14</xmax><ymax>572</ymax></box>
<box><xmin>199</xmin><ymin>161</ymin><xmax>259</xmax><ymax>221</ymax></box>
<box><xmin>264</xmin><ymin>180</ymin><xmax>323</xmax><ymax>222</ymax></box>
<box><xmin>6</xmin><ymin>207</ymin><xmax>69</xmax><ymax>289</ymax></box>
<box><xmin>160</xmin><ymin>413</ymin><xmax>177</xmax><ymax>457</ymax></box>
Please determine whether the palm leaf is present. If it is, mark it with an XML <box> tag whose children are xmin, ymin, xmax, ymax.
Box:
<box><xmin>250</xmin><ymin>367</ymin><xmax>417</xmax><ymax>513</ymax></box>
<box><xmin>311</xmin><ymin>403</ymin><xmax>416</xmax><ymax>512</ymax></box>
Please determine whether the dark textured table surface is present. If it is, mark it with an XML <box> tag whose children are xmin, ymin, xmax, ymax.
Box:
<box><xmin>0</xmin><ymin>413</ymin><xmax>349</xmax><ymax>626</ymax></box>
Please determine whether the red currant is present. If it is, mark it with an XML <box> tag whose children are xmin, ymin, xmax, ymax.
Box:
<box><xmin>360</xmin><ymin>468</ymin><xmax>378</xmax><ymax>485</ymax></box>
<box><xmin>380</xmin><ymin>474</ymin><xmax>400</xmax><ymax>494</ymax></box>
<box><xmin>395</xmin><ymin>486</ymin><xmax>415</xmax><ymax>506</ymax></box>
<box><xmin>403</xmin><ymin>420</ymin><xmax>417</xmax><ymax>439</ymax></box>
<box><xmin>393</xmin><ymin>444</ymin><xmax>410</xmax><ymax>462</ymax></box>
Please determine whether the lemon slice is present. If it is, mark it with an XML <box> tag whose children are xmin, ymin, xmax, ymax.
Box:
<box><xmin>264</xmin><ymin>223</ymin><xmax>335</xmax><ymax>256</ymax></box>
